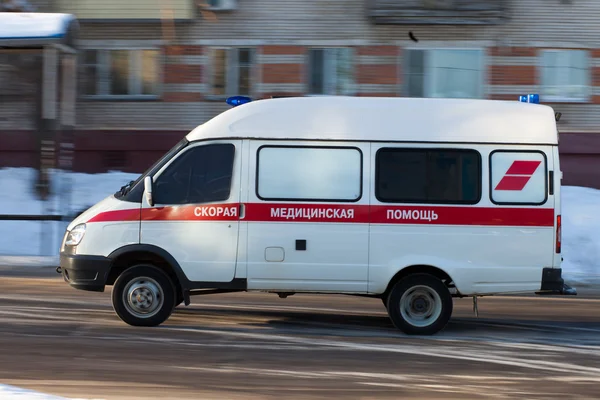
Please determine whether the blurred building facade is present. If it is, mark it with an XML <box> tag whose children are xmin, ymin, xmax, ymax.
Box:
<box><xmin>1</xmin><ymin>0</ymin><xmax>600</xmax><ymax>188</ymax></box>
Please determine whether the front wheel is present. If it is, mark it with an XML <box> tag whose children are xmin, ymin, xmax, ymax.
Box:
<box><xmin>111</xmin><ymin>264</ymin><xmax>176</xmax><ymax>327</ymax></box>
<box><xmin>386</xmin><ymin>273</ymin><xmax>453</xmax><ymax>335</ymax></box>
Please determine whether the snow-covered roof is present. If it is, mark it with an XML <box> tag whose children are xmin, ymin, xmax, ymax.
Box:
<box><xmin>186</xmin><ymin>96</ymin><xmax>559</xmax><ymax>145</ymax></box>
<box><xmin>0</xmin><ymin>12</ymin><xmax>77</xmax><ymax>46</ymax></box>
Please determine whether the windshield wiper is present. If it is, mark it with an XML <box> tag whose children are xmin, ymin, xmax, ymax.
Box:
<box><xmin>115</xmin><ymin>180</ymin><xmax>135</xmax><ymax>197</ymax></box>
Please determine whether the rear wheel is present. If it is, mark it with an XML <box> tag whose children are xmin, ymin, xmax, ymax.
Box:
<box><xmin>111</xmin><ymin>264</ymin><xmax>176</xmax><ymax>327</ymax></box>
<box><xmin>386</xmin><ymin>273</ymin><xmax>453</xmax><ymax>335</ymax></box>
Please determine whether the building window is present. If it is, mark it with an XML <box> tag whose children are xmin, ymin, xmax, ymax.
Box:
<box><xmin>375</xmin><ymin>148</ymin><xmax>481</xmax><ymax>204</ymax></box>
<box><xmin>81</xmin><ymin>49</ymin><xmax>161</xmax><ymax>98</ymax></box>
<box><xmin>404</xmin><ymin>49</ymin><xmax>484</xmax><ymax>99</ymax></box>
<box><xmin>209</xmin><ymin>47</ymin><xmax>254</xmax><ymax>97</ymax></box>
<box><xmin>256</xmin><ymin>146</ymin><xmax>362</xmax><ymax>202</ymax></box>
<box><xmin>540</xmin><ymin>49</ymin><xmax>590</xmax><ymax>102</ymax></box>
<box><xmin>308</xmin><ymin>48</ymin><xmax>354</xmax><ymax>95</ymax></box>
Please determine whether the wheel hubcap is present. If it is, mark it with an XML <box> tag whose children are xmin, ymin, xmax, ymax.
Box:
<box><xmin>123</xmin><ymin>277</ymin><xmax>164</xmax><ymax>319</ymax></box>
<box><xmin>399</xmin><ymin>285</ymin><xmax>442</xmax><ymax>328</ymax></box>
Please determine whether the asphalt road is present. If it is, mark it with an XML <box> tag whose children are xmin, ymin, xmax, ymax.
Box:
<box><xmin>0</xmin><ymin>267</ymin><xmax>599</xmax><ymax>400</ymax></box>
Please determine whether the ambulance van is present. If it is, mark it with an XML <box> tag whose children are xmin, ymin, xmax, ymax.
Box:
<box><xmin>57</xmin><ymin>95</ymin><xmax>575</xmax><ymax>335</ymax></box>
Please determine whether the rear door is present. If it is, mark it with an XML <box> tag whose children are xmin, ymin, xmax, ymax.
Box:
<box><xmin>484</xmin><ymin>146</ymin><xmax>556</xmax><ymax>290</ymax></box>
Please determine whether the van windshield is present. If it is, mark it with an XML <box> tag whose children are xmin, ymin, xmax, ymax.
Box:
<box><xmin>116</xmin><ymin>137</ymin><xmax>189</xmax><ymax>202</ymax></box>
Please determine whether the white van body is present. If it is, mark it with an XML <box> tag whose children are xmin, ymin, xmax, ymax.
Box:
<box><xmin>59</xmin><ymin>96</ymin><xmax>573</xmax><ymax>335</ymax></box>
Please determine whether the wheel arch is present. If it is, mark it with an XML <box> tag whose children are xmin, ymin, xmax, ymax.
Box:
<box><xmin>106</xmin><ymin>244</ymin><xmax>189</xmax><ymax>294</ymax></box>
<box><xmin>382</xmin><ymin>264</ymin><xmax>455</xmax><ymax>300</ymax></box>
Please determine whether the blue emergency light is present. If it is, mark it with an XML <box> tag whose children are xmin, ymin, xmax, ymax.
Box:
<box><xmin>226</xmin><ymin>95</ymin><xmax>252</xmax><ymax>107</ymax></box>
<box><xmin>518</xmin><ymin>94</ymin><xmax>540</xmax><ymax>104</ymax></box>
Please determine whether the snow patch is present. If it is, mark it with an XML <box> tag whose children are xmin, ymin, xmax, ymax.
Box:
<box><xmin>0</xmin><ymin>167</ymin><xmax>138</xmax><ymax>257</ymax></box>
<box><xmin>561</xmin><ymin>186</ymin><xmax>600</xmax><ymax>286</ymax></box>
<box><xmin>0</xmin><ymin>383</ymin><xmax>95</xmax><ymax>399</ymax></box>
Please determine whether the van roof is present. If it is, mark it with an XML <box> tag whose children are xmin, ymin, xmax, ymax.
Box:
<box><xmin>186</xmin><ymin>96</ymin><xmax>558</xmax><ymax>145</ymax></box>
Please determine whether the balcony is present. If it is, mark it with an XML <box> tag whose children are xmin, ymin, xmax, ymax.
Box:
<box><xmin>54</xmin><ymin>0</ymin><xmax>196</xmax><ymax>22</ymax></box>
<box><xmin>366</xmin><ymin>0</ymin><xmax>509</xmax><ymax>25</ymax></box>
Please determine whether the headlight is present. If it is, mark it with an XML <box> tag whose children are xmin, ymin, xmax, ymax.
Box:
<box><xmin>65</xmin><ymin>224</ymin><xmax>86</xmax><ymax>246</ymax></box>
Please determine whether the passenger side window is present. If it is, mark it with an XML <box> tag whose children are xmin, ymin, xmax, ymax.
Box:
<box><xmin>376</xmin><ymin>148</ymin><xmax>481</xmax><ymax>204</ymax></box>
<box><xmin>257</xmin><ymin>146</ymin><xmax>362</xmax><ymax>202</ymax></box>
<box><xmin>153</xmin><ymin>143</ymin><xmax>235</xmax><ymax>205</ymax></box>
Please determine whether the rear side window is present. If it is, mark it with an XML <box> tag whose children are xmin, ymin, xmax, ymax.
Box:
<box><xmin>153</xmin><ymin>143</ymin><xmax>235</xmax><ymax>205</ymax></box>
<box><xmin>257</xmin><ymin>146</ymin><xmax>362</xmax><ymax>202</ymax></box>
<box><xmin>376</xmin><ymin>148</ymin><xmax>481</xmax><ymax>204</ymax></box>
<box><xmin>490</xmin><ymin>150</ymin><xmax>547</xmax><ymax>205</ymax></box>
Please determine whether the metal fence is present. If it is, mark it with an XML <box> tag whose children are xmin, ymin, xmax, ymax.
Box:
<box><xmin>0</xmin><ymin>214</ymin><xmax>69</xmax><ymax>257</ymax></box>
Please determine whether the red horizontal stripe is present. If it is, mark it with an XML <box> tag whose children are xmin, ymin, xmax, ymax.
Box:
<box><xmin>87</xmin><ymin>208</ymin><xmax>140</xmax><ymax>223</ymax></box>
<box><xmin>370</xmin><ymin>205</ymin><xmax>553</xmax><ymax>227</ymax></box>
<box><xmin>86</xmin><ymin>203</ymin><xmax>554</xmax><ymax>227</ymax></box>
<box><xmin>495</xmin><ymin>175</ymin><xmax>531</xmax><ymax>191</ymax></box>
<box><xmin>141</xmin><ymin>204</ymin><xmax>238</xmax><ymax>221</ymax></box>
<box><xmin>505</xmin><ymin>160</ymin><xmax>541</xmax><ymax>175</ymax></box>
<box><xmin>245</xmin><ymin>203</ymin><xmax>367</xmax><ymax>223</ymax></box>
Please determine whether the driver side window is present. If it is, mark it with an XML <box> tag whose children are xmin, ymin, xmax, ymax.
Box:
<box><xmin>153</xmin><ymin>143</ymin><xmax>235</xmax><ymax>205</ymax></box>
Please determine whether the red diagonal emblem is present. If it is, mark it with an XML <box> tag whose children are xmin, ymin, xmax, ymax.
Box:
<box><xmin>505</xmin><ymin>160</ymin><xmax>542</xmax><ymax>175</ymax></box>
<box><xmin>495</xmin><ymin>160</ymin><xmax>541</xmax><ymax>191</ymax></box>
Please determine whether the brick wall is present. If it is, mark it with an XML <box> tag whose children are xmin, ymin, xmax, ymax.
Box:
<box><xmin>259</xmin><ymin>45</ymin><xmax>305</xmax><ymax>98</ymax></box>
<box><xmin>356</xmin><ymin>45</ymin><xmax>399</xmax><ymax>96</ymax></box>
<box><xmin>163</xmin><ymin>45</ymin><xmax>205</xmax><ymax>102</ymax></box>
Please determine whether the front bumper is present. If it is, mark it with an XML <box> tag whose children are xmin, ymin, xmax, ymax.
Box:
<box><xmin>59</xmin><ymin>253</ymin><xmax>112</xmax><ymax>292</ymax></box>
<box><xmin>536</xmin><ymin>267</ymin><xmax>577</xmax><ymax>296</ymax></box>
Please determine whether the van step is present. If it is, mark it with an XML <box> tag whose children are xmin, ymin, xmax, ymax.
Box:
<box><xmin>535</xmin><ymin>283</ymin><xmax>577</xmax><ymax>296</ymax></box>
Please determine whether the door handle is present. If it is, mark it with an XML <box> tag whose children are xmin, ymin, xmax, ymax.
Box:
<box><xmin>239</xmin><ymin>203</ymin><xmax>245</xmax><ymax>219</ymax></box>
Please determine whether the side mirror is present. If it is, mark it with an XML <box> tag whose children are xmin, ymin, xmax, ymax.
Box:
<box><xmin>144</xmin><ymin>176</ymin><xmax>154</xmax><ymax>207</ymax></box>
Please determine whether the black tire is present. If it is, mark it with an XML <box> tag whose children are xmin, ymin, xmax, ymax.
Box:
<box><xmin>386</xmin><ymin>273</ymin><xmax>453</xmax><ymax>335</ymax></box>
<box><xmin>111</xmin><ymin>264</ymin><xmax>176</xmax><ymax>327</ymax></box>
<box><xmin>381</xmin><ymin>297</ymin><xmax>387</xmax><ymax>309</ymax></box>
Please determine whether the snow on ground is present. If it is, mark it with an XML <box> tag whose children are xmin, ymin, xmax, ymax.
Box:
<box><xmin>0</xmin><ymin>167</ymin><xmax>138</xmax><ymax>258</ymax></box>
<box><xmin>0</xmin><ymin>167</ymin><xmax>599</xmax><ymax>285</ymax></box>
<box><xmin>0</xmin><ymin>383</ymin><xmax>94</xmax><ymax>399</ymax></box>
<box><xmin>560</xmin><ymin>185</ymin><xmax>600</xmax><ymax>286</ymax></box>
